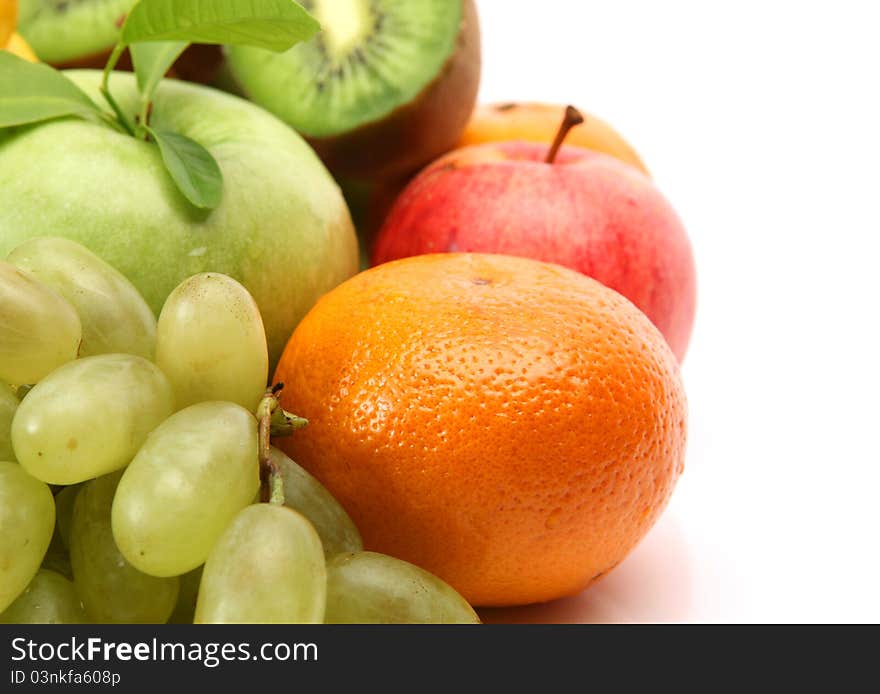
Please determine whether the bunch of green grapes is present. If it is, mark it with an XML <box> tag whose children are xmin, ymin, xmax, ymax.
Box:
<box><xmin>0</xmin><ymin>238</ymin><xmax>479</xmax><ymax>625</ymax></box>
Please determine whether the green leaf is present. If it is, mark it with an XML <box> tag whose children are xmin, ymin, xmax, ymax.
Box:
<box><xmin>121</xmin><ymin>0</ymin><xmax>320</xmax><ymax>51</ymax></box>
<box><xmin>0</xmin><ymin>51</ymin><xmax>106</xmax><ymax>128</ymax></box>
<box><xmin>132</xmin><ymin>41</ymin><xmax>190</xmax><ymax>97</ymax></box>
<box><xmin>148</xmin><ymin>128</ymin><xmax>223</xmax><ymax>210</ymax></box>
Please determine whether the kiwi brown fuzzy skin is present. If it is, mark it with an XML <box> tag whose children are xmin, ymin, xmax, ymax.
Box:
<box><xmin>308</xmin><ymin>0</ymin><xmax>481</xmax><ymax>182</ymax></box>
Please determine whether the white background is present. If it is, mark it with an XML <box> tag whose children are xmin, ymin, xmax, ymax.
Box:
<box><xmin>474</xmin><ymin>0</ymin><xmax>880</xmax><ymax>623</ymax></box>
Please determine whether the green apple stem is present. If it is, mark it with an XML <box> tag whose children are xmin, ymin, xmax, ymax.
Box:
<box><xmin>138</xmin><ymin>100</ymin><xmax>153</xmax><ymax>141</ymax></box>
<box><xmin>256</xmin><ymin>384</ymin><xmax>307</xmax><ymax>504</ymax></box>
<box><xmin>545</xmin><ymin>105</ymin><xmax>585</xmax><ymax>164</ymax></box>
<box><xmin>100</xmin><ymin>43</ymin><xmax>136</xmax><ymax>137</ymax></box>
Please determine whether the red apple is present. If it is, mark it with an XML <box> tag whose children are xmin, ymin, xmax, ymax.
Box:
<box><xmin>372</xmin><ymin>108</ymin><xmax>696</xmax><ymax>361</ymax></box>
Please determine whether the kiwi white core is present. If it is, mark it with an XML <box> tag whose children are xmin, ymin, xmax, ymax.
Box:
<box><xmin>313</xmin><ymin>0</ymin><xmax>371</xmax><ymax>58</ymax></box>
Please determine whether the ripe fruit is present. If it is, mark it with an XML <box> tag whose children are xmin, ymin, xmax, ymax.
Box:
<box><xmin>70</xmin><ymin>471</ymin><xmax>179</xmax><ymax>624</ymax></box>
<box><xmin>0</xmin><ymin>260</ymin><xmax>82</xmax><ymax>385</ymax></box>
<box><xmin>372</xmin><ymin>109</ymin><xmax>697</xmax><ymax>361</ymax></box>
<box><xmin>459</xmin><ymin>101</ymin><xmax>649</xmax><ymax>175</ymax></box>
<box><xmin>271</xmin><ymin>446</ymin><xmax>363</xmax><ymax>556</ymax></box>
<box><xmin>156</xmin><ymin>273</ymin><xmax>268</xmax><ymax>412</ymax></box>
<box><xmin>195</xmin><ymin>504</ymin><xmax>326</xmax><ymax>624</ymax></box>
<box><xmin>274</xmin><ymin>253</ymin><xmax>688</xmax><ymax>606</ymax></box>
<box><xmin>0</xmin><ymin>461</ymin><xmax>55</xmax><ymax>612</ymax></box>
<box><xmin>8</xmin><ymin>236</ymin><xmax>157</xmax><ymax>360</ymax></box>
<box><xmin>227</xmin><ymin>0</ymin><xmax>482</xmax><ymax>180</ymax></box>
<box><xmin>326</xmin><ymin>552</ymin><xmax>480</xmax><ymax>624</ymax></box>
<box><xmin>11</xmin><ymin>354</ymin><xmax>174</xmax><ymax>485</ymax></box>
<box><xmin>0</xmin><ymin>569</ymin><xmax>87</xmax><ymax>624</ymax></box>
<box><xmin>112</xmin><ymin>401</ymin><xmax>260</xmax><ymax>577</ymax></box>
<box><xmin>17</xmin><ymin>0</ymin><xmax>133</xmax><ymax>65</ymax></box>
<box><xmin>0</xmin><ymin>71</ymin><xmax>359</xmax><ymax>366</ymax></box>
<box><xmin>16</xmin><ymin>1</ymin><xmax>222</xmax><ymax>79</ymax></box>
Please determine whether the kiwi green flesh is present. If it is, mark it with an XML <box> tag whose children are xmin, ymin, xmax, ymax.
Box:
<box><xmin>18</xmin><ymin>0</ymin><xmax>136</xmax><ymax>65</ymax></box>
<box><xmin>226</xmin><ymin>0</ymin><xmax>464</xmax><ymax>138</ymax></box>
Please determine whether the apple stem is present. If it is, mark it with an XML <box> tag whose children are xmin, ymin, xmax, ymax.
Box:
<box><xmin>545</xmin><ymin>105</ymin><xmax>585</xmax><ymax>164</ymax></box>
<box><xmin>100</xmin><ymin>42</ymin><xmax>136</xmax><ymax>137</ymax></box>
<box><xmin>137</xmin><ymin>101</ymin><xmax>154</xmax><ymax>141</ymax></box>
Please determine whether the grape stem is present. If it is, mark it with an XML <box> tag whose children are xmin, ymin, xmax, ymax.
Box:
<box><xmin>256</xmin><ymin>385</ymin><xmax>308</xmax><ymax>504</ymax></box>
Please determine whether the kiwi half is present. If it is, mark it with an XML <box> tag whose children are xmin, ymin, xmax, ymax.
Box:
<box><xmin>17</xmin><ymin>0</ymin><xmax>135</xmax><ymax>65</ymax></box>
<box><xmin>226</xmin><ymin>0</ymin><xmax>481</xmax><ymax>180</ymax></box>
<box><xmin>17</xmin><ymin>0</ymin><xmax>223</xmax><ymax>81</ymax></box>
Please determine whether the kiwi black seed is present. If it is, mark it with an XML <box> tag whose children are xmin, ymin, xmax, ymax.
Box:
<box><xmin>226</xmin><ymin>0</ymin><xmax>482</xmax><ymax>181</ymax></box>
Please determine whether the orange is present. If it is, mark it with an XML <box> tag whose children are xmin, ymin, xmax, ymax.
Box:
<box><xmin>274</xmin><ymin>253</ymin><xmax>687</xmax><ymax>606</ymax></box>
<box><xmin>459</xmin><ymin>102</ymin><xmax>649</xmax><ymax>176</ymax></box>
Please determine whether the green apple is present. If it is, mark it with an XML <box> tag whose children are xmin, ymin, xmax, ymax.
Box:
<box><xmin>0</xmin><ymin>70</ymin><xmax>359</xmax><ymax>366</ymax></box>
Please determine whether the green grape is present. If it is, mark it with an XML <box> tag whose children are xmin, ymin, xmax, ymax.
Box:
<box><xmin>11</xmin><ymin>354</ymin><xmax>174</xmax><ymax>485</ymax></box>
<box><xmin>54</xmin><ymin>484</ymin><xmax>81</xmax><ymax>550</ymax></box>
<box><xmin>195</xmin><ymin>504</ymin><xmax>325</xmax><ymax>624</ymax></box>
<box><xmin>0</xmin><ymin>261</ymin><xmax>81</xmax><ymax>385</ymax></box>
<box><xmin>325</xmin><ymin>552</ymin><xmax>480</xmax><ymax>624</ymax></box>
<box><xmin>168</xmin><ymin>566</ymin><xmax>203</xmax><ymax>625</ymax></box>
<box><xmin>70</xmin><ymin>472</ymin><xmax>179</xmax><ymax>624</ymax></box>
<box><xmin>271</xmin><ymin>446</ymin><xmax>362</xmax><ymax>555</ymax></box>
<box><xmin>112</xmin><ymin>401</ymin><xmax>260</xmax><ymax>577</ymax></box>
<box><xmin>7</xmin><ymin>237</ymin><xmax>157</xmax><ymax>359</ymax></box>
<box><xmin>0</xmin><ymin>462</ymin><xmax>55</xmax><ymax>612</ymax></box>
<box><xmin>0</xmin><ymin>385</ymin><xmax>17</xmax><ymax>461</ymax></box>
<box><xmin>0</xmin><ymin>569</ymin><xmax>87</xmax><ymax>624</ymax></box>
<box><xmin>156</xmin><ymin>273</ymin><xmax>269</xmax><ymax>412</ymax></box>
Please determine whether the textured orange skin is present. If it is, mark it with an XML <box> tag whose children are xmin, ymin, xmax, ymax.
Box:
<box><xmin>372</xmin><ymin>142</ymin><xmax>697</xmax><ymax>361</ymax></box>
<box><xmin>459</xmin><ymin>102</ymin><xmax>649</xmax><ymax>176</ymax></box>
<box><xmin>274</xmin><ymin>254</ymin><xmax>687</xmax><ymax>607</ymax></box>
